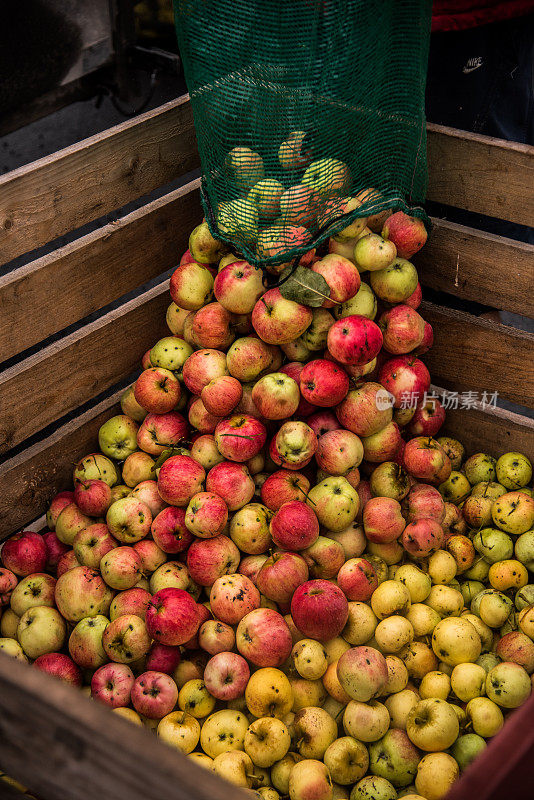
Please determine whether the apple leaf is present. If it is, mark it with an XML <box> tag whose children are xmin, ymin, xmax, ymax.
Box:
<box><xmin>151</xmin><ymin>444</ymin><xmax>188</xmax><ymax>473</ymax></box>
<box><xmin>278</xmin><ymin>265</ymin><xmax>332</xmax><ymax>307</ymax></box>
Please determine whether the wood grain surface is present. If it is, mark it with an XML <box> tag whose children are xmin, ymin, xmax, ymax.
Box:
<box><xmin>415</xmin><ymin>218</ymin><xmax>534</xmax><ymax>318</ymax></box>
<box><xmin>421</xmin><ymin>301</ymin><xmax>534</xmax><ymax>408</ymax></box>
<box><xmin>427</xmin><ymin>124</ymin><xmax>534</xmax><ymax>226</ymax></box>
<box><xmin>0</xmin><ymin>280</ymin><xmax>169</xmax><ymax>454</ymax></box>
<box><xmin>0</xmin><ymin>95</ymin><xmax>199</xmax><ymax>265</ymax></box>
<box><xmin>0</xmin><ymin>652</ymin><xmax>249</xmax><ymax>800</ymax></box>
<box><xmin>0</xmin><ymin>180</ymin><xmax>201</xmax><ymax>362</ymax></box>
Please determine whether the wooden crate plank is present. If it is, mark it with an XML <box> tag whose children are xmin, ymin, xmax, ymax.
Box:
<box><xmin>415</xmin><ymin>218</ymin><xmax>534</xmax><ymax>319</ymax></box>
<box><xmin>426</xmin><ymin>124</ymin><xmax>534</xmax><ymax>226</ymax></box>
<box><xmin>0</xmin><ymin>95</ymin><xmax>199</xmax><ymax>265</ymax></box>
<box><xmin>0</xmin><ymin>391</ymin><xmax>121</xmax><ymax>539</ymax></box>
<box><xmin>432</xmin><ymin>385</ymin><xmax>534</xmax><ymax>462</ymax></box>
<box><xmin>0</xmin><ymin>281</ymin><xmax>170</xmax><ymax>455</ymax></box>
<box><xmin>0</xmin><ymin>180</ymin><xmax>201</xmax><ymax>362</ymax></box>
<box><xmin>420</xmin><ymin>301</ymin><xmax>534</xmax><ymax>408</ymax></box>
<box><xmin>0</xmin><ymin>653</ymin><xmax>249</xmax><ymax>800</ymax></box>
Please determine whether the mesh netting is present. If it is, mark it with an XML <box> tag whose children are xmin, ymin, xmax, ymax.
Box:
<box><xmin>174</xmin><ymin>0</ymin><xmax>432</xmax><ymax>270</ymax></box>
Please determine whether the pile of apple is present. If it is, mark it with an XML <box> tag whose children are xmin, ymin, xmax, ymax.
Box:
<box><xmin>1</xmin><ymin>192</ymin><xmax>534</xmax><ymax>800</ymax></box>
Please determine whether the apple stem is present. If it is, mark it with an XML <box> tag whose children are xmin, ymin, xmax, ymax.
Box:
<box><xmin>297</xmin><ymin>486</ymin><xmax>316</xmax><ymax>506</ymax></box>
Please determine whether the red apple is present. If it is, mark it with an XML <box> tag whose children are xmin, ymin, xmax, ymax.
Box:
<box><xmin>157</xmin><ymin>455</ymin><xmax>206</xmax><ymax>507</ymax></box>
<box><xmin>46</xmin><ymin>491</ymin><xmax>75</xmax><ymax>530</ymax></box>
<box><xmin>408</xmin><ymin>399</ymin><xmax>446</xmax><ymax>437</ymax></box>
<box><xmin>402</xmin><ymin>483</ymin><xmax>446</xmax><ymax>523</ymax></box>
<box><xmin>201</xmin><ymin>376</ymin><xmax>243</xmax><ymax>417</ymax></box>
<box><xmin>110</xmin><ymin>587</ymin><xmax>151</xmax><ymax>620</ymax></box>
<box><xmin>290</xmin><ymin>579</ymin><xmax>349</xmax><ymax>641</ymax></box>
<box><xmin>378</xmin><ymin>356</ymin><xmax>430</xmax><ymax>408</ymax></box>
<box><xmin>403</xmin><ymin>437</ymin><xmax>452</xmax><ymax>485</ymax></box>
<box><xmin>145</xmin><ymin>643</ymin><xmax>182</xmax><ymax>674</ymax></box>
<box><xmin>300</xmin><ymin>359</ymin><xmax>349</xmax><ymax>407</ymax></box>
<box><xmin>169</xmin><ymin>261</ymin><xmax>214</xmax><ymax>311</ymax></box>
<box><xmin>186</xmin><ymin>535</ymin><xmax>240</xmax><ymax>587</ymax></box>
<box><xmin>236</xmin><ymin>608</ymin><xmax>293</xmax><ymax>667</ymax></box>
<box><xmin>137</xmin><ymin>411</ymin><xmax>188</xmax><ymax>456</ymax></box>
<box><xmin>73</xmin><ymin>523</ymin><xmax>117</xmax><ymax>569</ymax></box>
<box><xmin>327</xmin><ymin>315</ymin><xmax>383</xmax><ymax>366</ymax></box>
<box><xmin>307</xmin><ymin>410</ymin><xmax>340</xmax><ymax>438</ymax></box>
<box><xmin>401</xmin><ymin>518</ymin><xmax>444</xmax><ymax>559</ymax></box>
<box><xmin>252</xmin><ymin>288</ymin><xmax>313</xmax><ymax>345</ymax></box>
<box><xmin>34</xmin><ymin>653</ymin><xmax>82</xmax><ymax>686</ymax></box>
<box><xmin>363</xmin><ymin>497</ymin><xmax>406</xmax><ymax>543</ymax></box>
<box><xmin>73</xmin><ymin>479</ymin><xmax>112</xmax><ymax>518</ymax></box>
<box><xmin>134</xmin><ymin>367</ymin><xmax>181</xmax><ymax>414</ymax></box>
<box><xmin>0</xmin><ymin>568</ymin><xmax>18</xmax><ymax>605</ymax></box>
<box><xmin>210</xmin><ymin>573</ymin><xmax>261</xmax><ymax>624</ymax></box>
<box><xmin>204</xmin><ymin>652</ymin><xmax>250</xmax><ymax>701</ymax></box>
<box><xmin>188</xmin><ymin>396</ymin><xmax>223</xmax><ymax>434</ymax></box>
<box><xmin>199</xmin><ymin>620</ymin><xmax>235</xmax><ymax>655</ymax></box>
<box><xmin>379</xmin><ymin>305</ymin><xmax>425</xmax><ymax>354</ymax></box>
<box><xmin>404</xmin><ymin>282</ymin><xmax>422</xmax><ymax>309</ymax></box>
<box><xmin>226</xmin><ymin>336</ymin><xmax>276</xmax><ymax>383</ymax></box>
<box><xmin>214</xmin><ymin>260</ymin><xmax>265</xmax><ymax>314</ymax></box>
<box><xmin>42</xmin><ymin>532</ymin><xmax>70</xmax><ymax>572</ymax></box>
<box><xmin>301</xmin><ymin>536</ymin><xmax>345</xmax><ymax>579</ymax></box>
<box><xmin>185</xmin><ymin>492</ymin><xmax>228</xmax><ymax>538</ymax></box>
<box><xmin>261</xmin><ymin>470</ymin><xmax>311</xmax><ymax>511</ymax></box>
<box><xmin>270</xmin><ymin>500</ymin><xmax>320</xmax><ymax>551</ymax></box>
<box><xmin>214</xmin><ymin>414</ymin><xmax>267</xmax><ymax>462</ymax></box>
<box><xmin>256</xmin><ymin>552</ymin><xmax>309</xmax><ymax>604</ymax></box>
<box><xmin>151</xmin><ymin>507</ymin><xmax>193</xmax><ymax>553</ymax></box>
<box><xmin>311</xmin><ymin>254</ymin><xmax>361</xmax><ymax>307</ymax></box>
<box><xmin>206</xmin><ymin>462</ymin><xmax>255</xmax><ymax>511</ymax></box>
<box><xmin>362</xmin><ymin>421</ymin><xmax>403</xmax><ymax>463</ymax></box>
<box><xmin>131</xmin><ymin>671</ymin><xmax>179</xmax><ymax>719</ymax></box>
<box><xmin>192</xmin><ymin>302</ymin><xmax>235</xmax><ymax>350</ymax></box>
<box><xmin>146</xmin><ymin>588</ymin><xmax>200</xmax><ymax>646</ymax></box>
<box><xmin>315</xmin><ymin>429</ymin><xmax>363</xmax><ymax>475</ymax></box>
<box><xmin>337</xmin><ymin>558</ymin><xmax>378</xmax><ymax>601</ymax></box>
<box><xmin>382</xmin><ymin>211</ymin><xmax>427</xmax><ymax>259</ymax></box>
<box><xmin>412</xmin><ymin>321</ymin><xmax>434</xmax><ymax>354</ymax></box>
<box><xmin>2</xmin><ymin>532</ymin><xmax>47</xmax><ymax>577</ymax></box>
<box><xmin>238</xmin><ymin>554</ymin><xmax>268</xmax><ymax>585</ymax></box>
<box><xmin>91</xmin><ymin>663</ymin><xmax>135</xmax><ymax>708</ymax></box>
<box><xmin>336</xmin><ymin>382</ymin><xmax>393</xmax><ymax>437</ymax></box>
<box><xmin>56</xmin><ymin>551</ymin><xmax>82</xmax><ymax>577</ymax></box>
<box><xmin>182</xmin><ymin>348</ymin><xmax>229</xmax><ymax>396</ymax></box>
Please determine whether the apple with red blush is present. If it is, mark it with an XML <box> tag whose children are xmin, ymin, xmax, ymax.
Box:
<box><xmin>146</xmin><ymin>587</ymin><xmax>200</xmax><ymax>646</ymax></box>
<box><xmin>256</xmin><ymin>551</ymin><xmax>309</xmax><ymax>604</ymax></box>
<box><xmin>290</xmin><ymin>579</ymin><xmax>349</xmax><ymax>641</ymax></box>
<box><xmin>206</xmin><ymin>462</ymin><xmax>255</xmax><ymax>511</ymax></box>
<box><xmin>236</xmin><ymin>608</ymin><xmax>293</xmax><ymax>667</ymax></box>
<box><xmin>363</xmin><ymin>497</ymin><xmax>406</xmax><ymax>545</ymax></box>
<box><xmin>2</xmin><ymin>532</ymin><xmax>47</xmax><ymax>577</ymax></box>
<box><xmin>337</xmin><ymin>557</ymin><xmax>378</xmax><ymax>601</ymax></box>
<box><xmin>327</xmin><ymin>315</ymin><xmax>383</xmax><ymax>366</ymax></box>
<box><xmin>186</xmin><ymin>535</ymin><xmax>240</xmax><ymax>587</ymax></box>
<box><xmin>403</xmin><ymin>437</ymin><xmax>452</xmax><ymax>485</ymax></box>
<box><xmin>137</xmin><ymin>412</ymin><xmax>188</xmax><ymax>456</ymax></box>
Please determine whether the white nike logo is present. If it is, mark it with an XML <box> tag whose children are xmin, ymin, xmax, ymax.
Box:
<box><xmin>463</xmin><ymin>57</ymin><xmax>483</xmax><ymax>74</ymax></box>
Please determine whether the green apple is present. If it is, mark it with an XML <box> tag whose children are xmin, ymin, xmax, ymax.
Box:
<box><xmin>369</xmin><ymin>729</ymin><xmax>421</xmax><ymax>788</ymax></box>
<box><xmin>450</xmin><ymin>733</ymin><xmax>486</xmax><ymax>771</ymax></box>
<box><xmin>98</xmin><ymin>415</ymin><xmax>139</xmax><ymax>461</ymax></box>
<box><xmin>17</xmin><ymin>606</ymin><xmax>66</xmax><ymax>659</ymax></box>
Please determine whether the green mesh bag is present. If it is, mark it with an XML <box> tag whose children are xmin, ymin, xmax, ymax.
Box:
<box><xmin>174</xmin><ymin>0</ymin><xmax>432</xmax><ymax>271</ymax></box>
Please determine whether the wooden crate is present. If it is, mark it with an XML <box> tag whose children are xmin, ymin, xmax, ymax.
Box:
<box><xmin>0</xmin><ymin>96</ymin><xmax>533</xmax><ymax>800</ymax></box>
